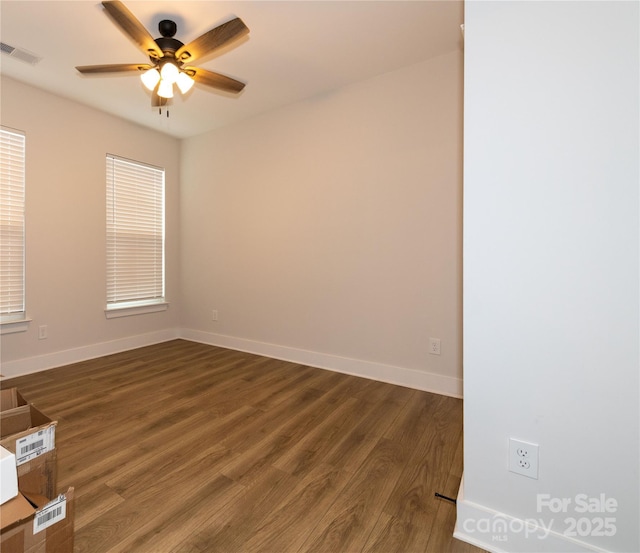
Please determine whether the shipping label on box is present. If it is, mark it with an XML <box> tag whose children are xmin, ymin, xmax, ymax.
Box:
<box><xmin>33</xmin><ymin>492</ymin><xmax>67</xmax><ymax>534</ymax></box>
<box><xmin>15</xmin><ymin>426</ymin><xmax>55</xmax><ymax>466</ymax></box>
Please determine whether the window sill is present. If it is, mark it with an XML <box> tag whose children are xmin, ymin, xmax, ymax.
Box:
<box><xmin>0</xmin><ymin>317</ymin><xmax>32</xmax><ymax>335</ymax></box>
<box><xmin>105</xmin><ymin>302</ymin><xmax>169</xmax><ymax>319</ymax></box>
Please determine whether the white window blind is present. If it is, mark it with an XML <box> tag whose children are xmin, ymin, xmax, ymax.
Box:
<box><xmin>106</xmin><ymin>154</ymin><xmax>165</xmax><ymax>309</ymax></box>
<box><xmin>0</xmin><ymin>127</ymin><xmax>26</xmax><ymax>320</ymax></box>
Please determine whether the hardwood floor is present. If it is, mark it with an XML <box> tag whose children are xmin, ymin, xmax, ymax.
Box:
<box><xmin>2</xmin><ymin>339</ymin><xmax>485</xmax><ymax>553</ymax></box>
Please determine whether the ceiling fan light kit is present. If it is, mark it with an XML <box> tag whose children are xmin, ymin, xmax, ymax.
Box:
<box><xmin>76</xmin><ymin>1</ymin><xmax>249</xmax><ymax>108</ymax></box>
<box><xmin>157</xmin><ymin>79</ymin><xmax>174</xmax><ymax>99</ymax></box>
<box><xmin>176</xmin><ymin>71</ymin><xmax>195</xmax><ymax>94</ymax></box>
<box><xmin>154</xmin><ymin>58</ymin><xmax>189</xmax><ymax>98</ymax></box>
<box><xmin>159</xmin><ymin>59</ymin><xmax>179</xmax><ymax>83</ymax></box>
<box><xmin>140</xmin><ymin>67</ymin><xmax>160</xmax><ymax>90</ymax></box>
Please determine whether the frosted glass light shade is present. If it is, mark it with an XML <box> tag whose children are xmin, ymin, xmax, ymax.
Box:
<box><xmin>140</xmin><ymin>68</ymin><xmax>160</xmax><ymax>91</ymax></box>
<box><xmin>160</xmin><ymin>62</ymin><xmax>179</xmax><ymax>84</ymax></box>
<box><xmin>157</xmin><ymin>80</ymin><xmax>174</xmax><ymax>98</ymax></box>
<box><xmin>176</xmin><ymin>72</ymin><xmax>195</xmax><ymax>94</ymax></box>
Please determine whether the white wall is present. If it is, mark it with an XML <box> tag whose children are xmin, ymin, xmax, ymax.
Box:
<box><xmin>460</xmin><ymin>2</ymin><xmax>639</xmax><ymax>552</ymax></box>
<box><xmin>180</xmin><ymin>50</ymin><xmax>464</xmax><ymax>396</ymax></box>
<box><xmin>0</xmin><ymin>77</ymin><xmax>181</xmax><ymax>376</ymax></box>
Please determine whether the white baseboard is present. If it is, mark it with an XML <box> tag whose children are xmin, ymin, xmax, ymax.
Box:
<box><xmin>0</xmin><ymin>328</ymin><xmax>180</xmax><ymax>378</ymax></box>
<box><xmin>455</xmin><ymin>478</ymin><xmax>610</xmax><ymax>553</ymax></box>
<box><xmin>1</xmin><ymin>327</ymin><xmax>462</xmax><ymax>398</ymax></box>
<box><xmin>180</xmin><ymin>328</ymin><xmax>463</xmax><ymax>398</ymax></box>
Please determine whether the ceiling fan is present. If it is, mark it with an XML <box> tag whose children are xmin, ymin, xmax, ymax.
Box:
<box><xmin>76</xmin><ymin>1</ymin><xmax>249</xmax><ymax>107</ymax></box>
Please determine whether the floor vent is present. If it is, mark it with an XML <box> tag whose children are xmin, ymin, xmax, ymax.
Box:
<box><xmin>0</xmin><ymin>42</ymin><xmax>41</xmax><ymax>65</ymax></box>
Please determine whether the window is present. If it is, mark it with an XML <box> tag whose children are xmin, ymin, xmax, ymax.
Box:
<box><xmin>0</xmin><ymin>127</ymin><xmax>27</xmax><ymax>331</ymax></box>
<box><xmin>106</xmin><ymin>154</ymin><xmax>166</xmax><ymax>316</ymax></box>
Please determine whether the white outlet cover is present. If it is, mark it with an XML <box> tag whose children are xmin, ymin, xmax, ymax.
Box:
<box><xmin>429</xmin><ymin>337</ymin><xmax>441</xmax><ymax>355</ymax></box>
<box><xmin>509</xmin><ymin>438</ymin><xmax>539</xmax><ymax>479</ymax></box>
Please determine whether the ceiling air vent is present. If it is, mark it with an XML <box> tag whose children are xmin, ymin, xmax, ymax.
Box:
<box><xmin>0</xmin><ymin>42</ymin><xmax>41</xmax><ymax>65</ymax></box>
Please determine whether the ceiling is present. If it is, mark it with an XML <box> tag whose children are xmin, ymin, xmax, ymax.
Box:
<box><xmin>0</xmin><ymin>1</ymin><xmax>463</xmax><ymax>139</ymax></box>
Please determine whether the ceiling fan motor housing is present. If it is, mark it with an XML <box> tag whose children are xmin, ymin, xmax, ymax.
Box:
<box><xmin>156</xmin><ymin>39</ymin><xmax>183</xmax><ymax>55</ymax></box>
<box><xmin>158</xmin><ymin>19</ymin><xmax>177</xmax><ymax>38</ymax></box>
<box><xmin>153</xmin><ymin>20</ymin><xmax>183</xmax><ymax>59</ymax></box>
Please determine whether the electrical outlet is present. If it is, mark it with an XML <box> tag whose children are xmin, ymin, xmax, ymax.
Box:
<box><xmin>429</xmin><ymin>337</ymin><xmax>441</xmax><ymax>355</ymax></box>
<box><xmin>212</xmin><ymin>310</ymin><xmax>218</xmax><ymax>321</ymax></box>
<box><xmin>509</xmin><ymin>438</ymin><xmax>539</xmax><ymax>479</ymax></box>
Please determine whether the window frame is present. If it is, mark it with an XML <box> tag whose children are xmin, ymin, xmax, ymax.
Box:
<box><xmin>105</xmin><ymin>154</ymin><xmax>167</xmax><ymax>318</ymax></box>
<box><xmin>0</xmin><ymin>126</ymin><xmax>30</xmax><ymax>334</ymax></box>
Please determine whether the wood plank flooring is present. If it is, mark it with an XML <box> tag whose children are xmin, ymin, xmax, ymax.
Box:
<box><xmin>2</xmin><ymin>339</ymin><xmax>485</xmax><ymax>553</ymax></box>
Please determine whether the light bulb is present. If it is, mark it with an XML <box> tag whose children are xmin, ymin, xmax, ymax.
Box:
<box><xmin>157</xmin><ymin>79</ymin><xmax>174</xmax><ymax>99</ymax></box>
<box><xmin>160</xmin><ymin>62</ymin><xmax>179</xmax><ymax>84</ymax></box>
<box><xmin>176</xmin><ymin>71</ymin><xmax>195</xmax><ymax>94</ymax></box>
<box><xmin>140</xmin><ymin>68</ymin><xmax>160</xmax><ymax>91</ymax></box>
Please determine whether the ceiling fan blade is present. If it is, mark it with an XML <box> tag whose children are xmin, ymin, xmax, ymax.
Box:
<box><xmin>186</xmin><ymin>67</ymin><xmax>246</xmax><ymax>93</ymax></box>
<box><xmin>76</xmin><ymin>63</ymin><xmax>152</xmax><ymax>74</ymax></box>
<box><xmin>102</xmin><ymin>1</ymin><xmax>163</xmax><ymax>59</ymax></box>
<box><xmin>175</xmin><ymin>17</ymin><xmax>249</xmax><ymax>64</ymax></box>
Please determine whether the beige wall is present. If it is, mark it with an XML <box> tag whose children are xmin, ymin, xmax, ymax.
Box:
<box><xmin>180</xmin><ymin>50</ymin><xmax>463</xmax><ymax>394</ymax></box>
<box><xmin>1</xmin><ymin>50</ymin><xmax>463</xmax><ymax>395</ymax></box>
<box><xmin>0</xmin><ymin>77</ymin><xmax>181</xmax><ymax>372</ymax></box>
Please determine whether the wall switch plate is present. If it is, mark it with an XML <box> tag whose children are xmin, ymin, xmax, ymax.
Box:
<box><xmin>212</xmin><ymin>310</ymin><xmax>218</xmax><ymax>321</ymax></box>
<box><xmin>509</xmin><ymin>438</ymin><xmax>539</xmax><ymax>479</ymax></box>
<box><xmin>38</xmin><ymin>325</ymin><xmax>48</xmax><ymax>340</ymax></box>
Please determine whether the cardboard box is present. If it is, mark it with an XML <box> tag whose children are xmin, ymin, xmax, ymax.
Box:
<box><xmin>0</xmin><ymin>388</ymin><xmax>26</xmax><ymax>411</ymax></box>
<box><xmin>1</xmin><ymin>446</ymin><xmax>18</xmax><ymax>505</ymax></box>
<box><xmin>0</xmin><ymin>487</ymin><xmax>74</xmax><ymax>553</ymax></box>
<box><xmin>0</xmin><ymin>401</ymin><xmax>57</xmax><ymax>500</ymax></box>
